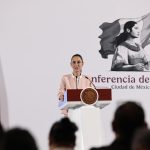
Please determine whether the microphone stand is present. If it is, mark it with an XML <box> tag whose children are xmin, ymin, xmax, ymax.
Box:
<box><xmin>84</xmin><ymin>76</ymin><xmax>97</xmax><ymax>90</ymax></box>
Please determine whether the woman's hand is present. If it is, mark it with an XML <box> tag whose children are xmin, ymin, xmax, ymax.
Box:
<box><xmin>59</xmin><ymin>95</ymin><xmax>64</xmax><ymax>100</ymax></box>
<box><xmin>134</xmin><ymin>63</ymin><xmax>145</xmax><ymax>71</ymax></box>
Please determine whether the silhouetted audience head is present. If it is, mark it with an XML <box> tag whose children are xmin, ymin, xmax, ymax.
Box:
<box><xmin>0</xmin><ymin>122</ymin><xmax>4</xmax><ymax>138</ymax></box>
<box><xmin>90</xmin><ymin>101</ymin><xmax>147</xmax><ymax>150</ymax></box>
<box><xmin>1</xmin><ymin>128</ymin><xmax>38</xmax><ymax>150</ymax></box>
<box><xmin>112</xmin><ymin>101</ymin><xmax>147</xmax><ymax>139</ymax></box>
<box><xmin>132</xmin><ymin>128</ymin><xmax>150</xmax><ymax>150</ymax></box>
<box><xmin>48</xmin><ymin>117</ymin><xmax>78</xmax><ymax>150</ymax></box>
<box><xmin>0</xmin><ymin>122</ymin><xmax>4</xmax><ymax>149</ymax></box>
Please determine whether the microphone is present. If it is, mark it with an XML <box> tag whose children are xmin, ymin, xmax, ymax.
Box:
<box><xmin>75</xmin><ymin>76</ymin><xmax>78</xmax><ymax>89</ymax></box>
<box><xmin>84</xmin><ymin>76</ymin><xmax>97</xmax><ymax>89</ymax></box>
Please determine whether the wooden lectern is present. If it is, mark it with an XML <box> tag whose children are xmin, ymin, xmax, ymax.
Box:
<box><xmin>59</xmin><ymin>88</ymin><xmax>112</xmax><ymax>109</ymax></box>
<box><xmin>58</xmin><ymin>88</ymin><xmax>112</xmax><ymax>150</ymax></box>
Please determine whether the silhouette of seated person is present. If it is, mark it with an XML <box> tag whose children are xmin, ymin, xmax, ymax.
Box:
<box><xmin>90</xmin><ymin>101</ymin><xmax>147</xmax><ymax>150</ymax></box>
<box><xmin>0</xmin><ymin>122</ymin><xmax>4</xmax><ymax>138</ymax></box>
<box><xmin>48</xmin><ymin>117</ymin><xmax>78</xmax><ymax>150</ymax></box>
<box><xmin>0</xmin><ymin>122</ymin><xmax>4</xmax><ymax>149</ymax></box>
<box><xmin>132</xmin><ymin>128</ymin><xmax>150</xmax><ymax>150</ymax></box>
<box><xmin>0</xmin><ymin>127</ymin><xmax>38</xmax><ymax>150</ymax></box>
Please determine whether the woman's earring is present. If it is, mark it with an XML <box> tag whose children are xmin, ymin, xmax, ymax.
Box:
<box><xmin>126</xmin><ymin>29</ymin><xmax>130</xmax><ymax>33</ymax></box>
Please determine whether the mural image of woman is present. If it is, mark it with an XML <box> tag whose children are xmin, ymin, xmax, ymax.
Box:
<box><xmin>111</xmin><ymin>21</ymin><xmax>150</xmax><ymax>71</ymax></box>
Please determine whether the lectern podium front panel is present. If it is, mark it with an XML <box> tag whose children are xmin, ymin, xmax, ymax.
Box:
<box><xmin>59</xmin><ymin>88</ymin><xmax>112</xmax><ymax>109</ymax></box>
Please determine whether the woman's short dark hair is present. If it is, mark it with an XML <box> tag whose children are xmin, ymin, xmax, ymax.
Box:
<box><xmin>71</xmin><ymin>54</ymin><xmax>83</xmax><ymax>63</ymax></box>
<box><xmin>115</xmin><ymin>21</ymin><xmax>137</xmax><ymax>46</ymax></box>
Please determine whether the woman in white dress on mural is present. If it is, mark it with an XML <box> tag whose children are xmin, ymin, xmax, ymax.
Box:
<box><xmin>111</xmin><ymin>21</ymin><xmax>150</xmax><ymax>71</ymax></box>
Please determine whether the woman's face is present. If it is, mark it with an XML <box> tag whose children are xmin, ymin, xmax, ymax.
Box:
<box><xmin>71</xmin><ymin>56</ymin><xmax>83</xmax><ymax>74</ymax></box>
<box><xmin>130</xmin><ymin>24</ymin><xmax>140</xmax><ymax>38</ymax></box>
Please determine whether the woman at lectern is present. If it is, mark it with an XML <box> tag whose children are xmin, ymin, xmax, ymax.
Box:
<box><xmin>58</xmin><ymin>54</ymin><xmax>92</xmax><ymax>116</ymax></box>
<box><xmin>58</xmin><ymin>54</ymin><xmax>105</xmax><ymax>150</ymax></box>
